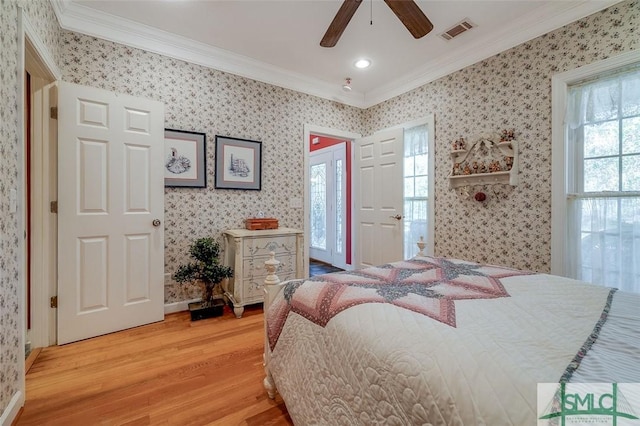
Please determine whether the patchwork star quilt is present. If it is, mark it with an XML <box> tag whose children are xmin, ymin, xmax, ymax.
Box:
<box><xmin>268</xmin><ymin>256</ymin><xmax>532</xmax><ymax>350</ymax></box>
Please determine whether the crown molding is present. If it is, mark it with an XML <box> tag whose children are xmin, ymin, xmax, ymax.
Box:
<box><xmin>51</xmin><ymin>0</ymin><xmax>622</xmax><ymax>110</ymax></box>
<box><xmin>50</xmin><ymin>0</ymin><xmax>368</xmax><ymax>108</ymax></box>
<box><xmin>364</xmin><ymin>0</ymin><xmax>623</xmax><ymax>107</ymax></box>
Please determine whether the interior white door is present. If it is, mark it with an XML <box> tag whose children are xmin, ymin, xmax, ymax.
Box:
<box><xmin>57</xmin><ymin>81</ymin><xmax>165</xmax><ymax>344</ymax></box>
<box><xmin>354</xmin><ymin>128</ymin><xmax>404</xmax><ymax>268</ymax></box>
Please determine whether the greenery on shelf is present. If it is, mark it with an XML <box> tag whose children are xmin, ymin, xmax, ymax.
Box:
<box><xmin>173</xmin><ymin>237</ymin><xmax>234</xmax><ymax>306</ymax></box>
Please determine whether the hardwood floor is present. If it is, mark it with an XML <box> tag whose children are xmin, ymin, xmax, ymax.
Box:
<box><xmin>18</xmin><ymin>305</ymin><xmax>293</xmax><ymax>426</ymax></box>
<box><xmin>309</xmin><ymin>259</ymin><xmax>343</xmax><ymax>277</ymax></box>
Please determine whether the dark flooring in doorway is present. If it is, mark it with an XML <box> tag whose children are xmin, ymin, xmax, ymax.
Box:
<box><xmin>309</xmin><ymin>259</ymin><xmax>344</xmax><ymax>277</ymax></box>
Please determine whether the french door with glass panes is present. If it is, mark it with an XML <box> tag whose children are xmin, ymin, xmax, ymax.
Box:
<box><xmin>309</xmin><ymin>144</ymin><xmax>347</xmax><ymax>268</ymax></box>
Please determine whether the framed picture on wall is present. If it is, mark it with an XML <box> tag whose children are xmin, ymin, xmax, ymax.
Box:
<box><xmin>214</xmin><ymin>136</ymin><xmax>262</xmax><ymax>190</ymax></box>
<box><xmin>164</xmin><ymin>129</ymin><xmax>207</xmax><ymax>187</ymax></box>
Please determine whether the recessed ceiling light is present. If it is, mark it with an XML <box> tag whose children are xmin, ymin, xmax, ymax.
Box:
<box><xmin>354</xmin><ymin>59</ymin><xmax>371</xmax><ymax>69</ymax></box>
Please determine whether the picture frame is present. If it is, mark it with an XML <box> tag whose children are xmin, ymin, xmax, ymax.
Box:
<box><xmin>214</xmin><ymin>135</ymin><xmax>262</xmax><ymax>190</ymax></box>
<box><xmin>164</xmin><ymin>129</ymin><xmax>207</xmax><ymax>188</ymax></box>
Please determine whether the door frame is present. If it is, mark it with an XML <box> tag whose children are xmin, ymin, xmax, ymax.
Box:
<box><xmin>26</xmin><ymin>59</ymin><xmax>57</xmax><ymax>350</ymax></box>
<box><xmin>303</xmin><ymin>125</ymin><xmax>360</xmax><ymax>276</ymax></box>
<box><xmin>18</xmin><ymin>7</ymin><xmax>62</xmax><ymax>352</ymax></box>
<box><xmin>14</xmin><ymin>6</ymin><xmax>62</xmax><ymax>421</ymax></box>
<box><xmin>309</xmin><ymin>143</ymin><xmax>348</xmax><ymax>268</ymax></box>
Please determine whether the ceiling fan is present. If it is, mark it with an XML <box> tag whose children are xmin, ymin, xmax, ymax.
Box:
<box><xmin>320</xmin><ymin>0</ymin><xmax>434</xmax><ymax>48</ymax></box>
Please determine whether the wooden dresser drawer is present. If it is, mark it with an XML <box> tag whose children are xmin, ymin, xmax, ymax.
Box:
<box><xmin>243</xmin><ymin>253</ymin><xmax>295</xmax><ymax>279</ymax></box>
<box><xmin>242</xmin><ymin>236</ymin><xmax>297</xmax><ymax>258</ymax></box>
<box><xmin>244</xmin><ymin>270</ymin><xmax>298</xmax><ymax>301</ymax></box>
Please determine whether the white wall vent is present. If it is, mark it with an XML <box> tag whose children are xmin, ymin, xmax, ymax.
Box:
<box><xmin>440</xmin><ymin>19</ymin><xmax>475</xmax><ymax>41</ymax></box>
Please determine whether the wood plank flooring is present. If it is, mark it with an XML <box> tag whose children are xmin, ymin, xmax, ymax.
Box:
<box><xmin>309</xmin><ymin>259</ymin><xmax>343</xmax><ymax>277</ymax></box>
<box><xmin>18</xmin><ymin>305</ymin><xmax>293</xmax><ymax>426</ymax></box>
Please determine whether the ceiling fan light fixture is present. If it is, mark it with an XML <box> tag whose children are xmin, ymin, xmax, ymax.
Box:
<box><xmin>342</xmin><ymin>77</ymin><xmax>353</xmax><ymax>92</ymax></box>
<box><xmin>354</xmin><ymin>58</ymin><xmax>371</xmax><ymax>69</ymax></box>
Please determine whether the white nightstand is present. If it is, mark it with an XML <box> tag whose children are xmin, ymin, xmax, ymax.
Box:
<box><xmin>222</xmin><ymin>228</ymin><xmax>304</xmax><ymax>318</ymax></box>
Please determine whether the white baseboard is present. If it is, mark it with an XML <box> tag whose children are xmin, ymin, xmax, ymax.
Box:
<box><xmin>164</xmin><ymin>298</ymin><xmax>200</xmax><ymax>315</ymax></box>
<box><xmin>0</xmin><ymin>391</ymin><xmax>24</xmax><ymax>426</ymax></box>
<box><xmin>163</xmin><ymin>272</ymin><xmax>202</xmax><ymax>315</ymax></box>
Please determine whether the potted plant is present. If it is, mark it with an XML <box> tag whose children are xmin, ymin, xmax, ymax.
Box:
<box><xmin>173</xmin><ymin>237</ymin><xmax>234</xmax><ymax>320</ymax></box>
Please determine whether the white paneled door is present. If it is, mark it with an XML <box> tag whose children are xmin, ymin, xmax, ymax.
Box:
<box><xmin>57</xmin><ymin>82</ymin><xmax>165</xmax><ymax>344</ymax></box>
<box><xmin>354</xmin><ymin>129</ymin><xmax>404</xmax><ymax>268</ymax></box>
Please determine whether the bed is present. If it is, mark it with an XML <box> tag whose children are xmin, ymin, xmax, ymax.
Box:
<box><xmin>261</xmin><ymin>253</ymin><xmax>640</xmax><ymax>424</ymax></box>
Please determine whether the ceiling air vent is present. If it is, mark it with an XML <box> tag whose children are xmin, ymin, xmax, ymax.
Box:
<box><xmin>440</xmin><ymin>19</ymin><xmax>475</xmax><ymax>41</ymax></box>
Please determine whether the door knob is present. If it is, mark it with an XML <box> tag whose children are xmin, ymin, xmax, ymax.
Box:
<box><xmin>390</xmin><ymin>215</ymin><xmax>402</xmax><ymax>221</ymax></box>
<box><xmin>152</xmin><ymin>219</ymin><xmax>161</xmax><ymax>227</ymax></box>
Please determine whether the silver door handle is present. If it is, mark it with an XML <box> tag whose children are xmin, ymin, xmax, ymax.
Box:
<box><xmin>390</xmin><ymin>215</ymin><xmax>402</xmax><ymax>221</ymax></box>
<box><xmin>152</xmin><ymin>219</ymin><xmax>161</xmax><ymax>227</ymax></box>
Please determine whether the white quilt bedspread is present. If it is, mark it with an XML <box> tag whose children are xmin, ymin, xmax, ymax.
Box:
<box><xmin>268</xmin><ymin>270</ymin><xmax>626</xmax><ymax>425</ymax></box>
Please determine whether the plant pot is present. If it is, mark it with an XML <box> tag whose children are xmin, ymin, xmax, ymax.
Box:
<box><xmin>188</xmin><ymin>298</ymin><xmax>225</xmax><ymax>321</ymax></box>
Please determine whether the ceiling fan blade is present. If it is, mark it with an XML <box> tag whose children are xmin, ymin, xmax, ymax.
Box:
<box><xmin>320</xmin><ymin>0</ymin><xmax>363</xmax><ymax>48</ymax></box>
<box><xmin>384</xmin><ymin>0</ymin><xmax>433</xmax><ymax>39</ymax></box>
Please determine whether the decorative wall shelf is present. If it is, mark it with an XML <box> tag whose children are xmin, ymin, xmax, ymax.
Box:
<box><xmin>449</xmin><ymin>171</ymin><xmax>513</xmax><ymax>187</ymax></box>
<box><xmin>449</xmin><ymin>132</ymin><xmax>518</xmax><ymax>190</ymax></box>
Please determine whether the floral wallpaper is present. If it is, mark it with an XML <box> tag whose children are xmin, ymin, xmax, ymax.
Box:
<box><xmin>60</xmin><ymin>32</ymin><xmax>366</xmax><ymax>302</ymax></box>
<box><xmin>0</xmin><ymin>0</ymin><xmax>637</xmax><ymax>419</ymax></box>
<box><xmin>366</xmin><ymin>0</ymin><xmax>639</xmax><ymax>273</ymax></box>
<box><xmin>0</xmin><ymin>0</ymin><xmax>61</xmax><ymax>417</ymax></box>
<box><xmin>0</xmin><ymin>0</ymin><xmax>20</xmax><ymax>416</ymax></box>
<box><xmin>59</xmin><ymin>0</ymin><xmax>639</xmax><ymax>298</ymax></box>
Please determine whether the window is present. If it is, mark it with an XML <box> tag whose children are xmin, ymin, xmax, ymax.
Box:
<box><xmin>335</xmin><ymin>158</ymin><xmax>344</xmax><ymax>255</ymax></box>
<box><xmin>310</xmin><ymin>162</ymin><xmax>327</xmax><ymax>251</ymax></box>
<box><xmin>564</xmin><ymin>65</ymin><xmax>640</xmax><ymax>293</ymax></box>
<box><xmin>404</xmin><ymin>124</ymin><xmax>429</xmax><ymax>259</ymax></box>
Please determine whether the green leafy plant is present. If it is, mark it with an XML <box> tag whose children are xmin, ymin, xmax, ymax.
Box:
<box><xmin>173</xmin><ymin>238</ymin><xmax>233</xmax><ymax>306</ymax></box>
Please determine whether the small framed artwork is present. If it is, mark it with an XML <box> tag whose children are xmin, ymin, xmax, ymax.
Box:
<box><xmin>214</xmin><ymin>136</ymin><xmax>262</xmax><ymax>190</ymax></box>
<box><xmin>164</xmin><ymin>129</ymin><xmax>207</xmax><ymax>188</ymax></box>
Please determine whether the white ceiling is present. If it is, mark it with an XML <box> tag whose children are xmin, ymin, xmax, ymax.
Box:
<box><xmin>52</xmin><ymin>0</ymin><xmax>621</xmax><ymax>108</ymax></box>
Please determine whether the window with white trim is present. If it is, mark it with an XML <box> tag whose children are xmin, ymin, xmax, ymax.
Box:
<box><xmin>565</xmin><ymin>66</ymin><xmax>640</xmax><ymax>293</ymax></box>
<box><xmin>403</xmin><ymin>124</ymin><xmax>429</xmax><ymax>259</ymax></box>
